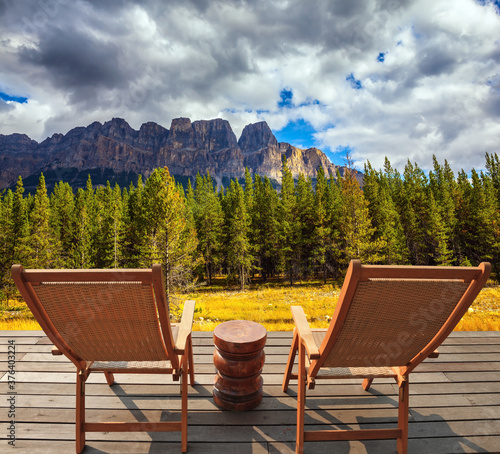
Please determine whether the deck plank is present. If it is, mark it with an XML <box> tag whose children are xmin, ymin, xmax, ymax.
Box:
<box><xmin>1</xmin><ymin>330</ymin><xmax>499</xmax><ymax>453</ymax></box>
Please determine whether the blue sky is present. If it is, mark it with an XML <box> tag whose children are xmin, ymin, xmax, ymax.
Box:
<box><xmin>273</xmin><ymin>89</ymin><xmax>331</xmax><ymax>151</ymax></box>
<box><xmin>0</xmin><ymin>92</ymin><xmax>28</xmax><ymax>104</ymax></box>
<box><xmin>274</xmin><ymin>118</ymin><xmax>318</xmax><ymax>150</ymax></box>
<box><xmin>0</xmin><ymin>0</ymin><xmax>499</xmax><ymax>172</ymax></box>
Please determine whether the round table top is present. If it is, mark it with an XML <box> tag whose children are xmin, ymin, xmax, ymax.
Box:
<box><xmin>214</xmin><ymin>320</ymin><xmax>267</xmax><ymax>353</ymax></box>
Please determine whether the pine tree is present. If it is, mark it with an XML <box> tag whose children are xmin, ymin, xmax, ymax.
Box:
<box><xmin>81</xmin><ymin>175</ymin><xmax>101</xmax><ymax>267</ymax></box>
<box><xmin>185</xmin><ymin>178</ymin><xmax>196</xmax><ymax>222</ymax></box>
<box><xmin>50</xmin><ymin>181</ymin><xmax>75</xmax><ymax>266</ymax></box>
<box><xmin>27</xmin><ymin>174</ymin><xmax>58</xmax><ymax>268</ymax></box>
<box><xmin>296</xmin><ymin>174</ymin><xmax>315</xmax><ymax>279</ymax></box>
<box><xmin>0</xmin><ymin>190</ymin><xmax>14</xmax><ymax>290</ymax></box>
<box><xmin>11</xmin><ymin>177</ymin><xmax>30</xmax><ymax>267</ymax></box>
<box><xmin>481</xmin><ymin>171</ymin><xmax>500</xmax><ymax>278</ymax></box>
<box><xmin>325</xmin><ymin>174</ymin><xmax>343</xmax><ymax>277</ymax></box>
<box><xmin>457</xmin><ymin>169</ymin><xmax>500</xmax><ymax>273</ymax></box>
<box><xmin>122</xmin><ymin>176</ymin><xmax>147</xmax><ymax>267</ymax></box>
<box><xmin>110</xmin><ymin>183</ymin><xmax>124</xmax><ymax>267</ymax></box>
<box><xmin>364</xmin><ymin>161</ymin><xmax>408</xmax><ymax>264</ymax></box>
<box><xmin>243</xmin><ymin>167</ymin><xmax>258</xmax><ymax>278</ymax></box>
<box><xmin>71</xmin><ymin>187</ymin><xmax>94</xmax><ymax>268</ymax></box>
<box><xmin>252</xmin><ymin>175</ymin><xmax>280</xmax><ymax>280</ymax></box>
<box><xmin>486</xmin><ymin>152</ymin><xmax>500</xmax><ymax>207</ymax></box>
<box><xmin>222</xmin><ymin>179</ymin><xmax>253</xmax><ymax>289</ymax></box>
<box><xmin>399</xmin><ymin>161</ymin><xmax>432</xmax><ymax>264</ymax></box>
<box><xmin>278</xmin><ymin>157</ymin><xmax>299</xmax><ymax>284</ymax></box>
<box><xmin>178</xmin><ymin>178</ymin><xmax>201</xmax><ymax>283</ymax></box>
<box><xmin>427</xmin><ymin>191</ymin><xmax>454</xmax><ymax>265</ymax></box>
<box><xmin>93</xmin><ymin>182</ymin><xmax>125</xmax><ymax>268</ymax></box>
<box><xmin>92</xmin><ymin>185</ymin><xmax>111</xmax><ymax>268</ymax></box>
<box><xmin>142</xmin><ymin>167</ymin><xmax>198</xmax><ymax>300</ymax></box>
<box><xmin>428</xmin><ymin>156</ymin><xmax>456</xmax><ymax>265</ymax></box>
<box><xmin>339</xmin><ymin>167</ymin><xmax>385</xmax><ymax>264</ymax></box>
<box><xmin>194</xmin><ymin>172</ymin><xmax>223</xmax><ymax>285</ymax></box>
<box><xmin>443</xmin><ymin>159</ymin><xmax>461</xmax><ymax>260</ymax></box>
<box><xmin>310</xmin><ymin>168</ymin><xmax>331</xmax><ymax>281</ymax></box>
<box><xmin>244</xmin><ymin>167</ymin><xmax>254</xmax><ymax>211</ymax></box>
<box><xmin>119</xmin><ymin>186</ymin><xmax>130</xmax><ymax>267</ymax></box>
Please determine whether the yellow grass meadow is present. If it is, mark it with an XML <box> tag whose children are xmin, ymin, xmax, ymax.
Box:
<box><xmin>2</xmin><ymin>282</ymin><xmax>500</xmax><ymax>332</ymax></box>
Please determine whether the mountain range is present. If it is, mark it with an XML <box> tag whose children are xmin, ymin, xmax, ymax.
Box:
<box><xmin>0</xmin><ymin>117</ymin><xmax>353</xmax><ymax>192</ymax></box>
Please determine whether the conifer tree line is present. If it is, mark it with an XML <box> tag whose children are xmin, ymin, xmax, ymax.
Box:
<box><xmin>1</xmin><ymin>153</ymin><xmax>499</xmax><ymax>298</ymax></box>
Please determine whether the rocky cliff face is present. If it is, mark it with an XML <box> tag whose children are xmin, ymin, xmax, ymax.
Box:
<box><xmin>0</xmin><ymin>133</ymin><xmax>41</xmax><ymax>188</ymax></box>
<box><xmin>239</xmin><ymin>121</ymin><xmax>338</xmax><ymax>181</ymax></box>
<box><xmin>0</xmin><ymin>117</ymin><xmax>345</xmax><ymax>191</ymax></box>
<box><xmin>239</xmin><ymin>121</ymin><xmax>278</xmax><ymax>152</ymax></box>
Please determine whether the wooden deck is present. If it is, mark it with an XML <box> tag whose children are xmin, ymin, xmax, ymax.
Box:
<box><xmin>1</xmin><ymin>330</ymin><xmax>500</xmax><ymax>453</ymax></box>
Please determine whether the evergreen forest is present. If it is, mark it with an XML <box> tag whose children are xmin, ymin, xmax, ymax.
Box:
<box><xmin>1</xmin><ymin>153</ymin><xmax>500</xmax><ymax>302</ymax></box>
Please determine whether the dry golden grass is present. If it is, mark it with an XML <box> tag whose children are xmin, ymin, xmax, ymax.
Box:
<box><xmin>0</xmin><ymin>318</ymin><xmax>41</xmax><ymax>330</ymax></box>
<box><xmin>1</xmin><ymin>283</ymin><xmax>499</xmax><ymax>332</ymax></box>
<box><xmin>0</xmin><ymin>298</ymin><xmax>42</xmax><ymax>331</ymax></box>
<box><xmin>175</xmin><ymin>283</ymin><xmax>341</xmax><ymax>332</ymax></box>
<box><xmin>454</xmin><ymin>285</ymin><xmax>500</xmax><ymax>331</ymax></box>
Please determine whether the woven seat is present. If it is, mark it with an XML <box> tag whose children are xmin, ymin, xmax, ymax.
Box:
<box><xmin>89</xmin><ymin>360</ymin><xmax>173</xmax><ymax>371</ymax></box>
<box><xmin>282</xmin><ymin>259</ymin><xmax>491</xmax><ymax>454</ymax></box>
<box><xmin>12</xmin><ymin>264</ymin><xmax>195</xmax><ymax>453</ymax></box>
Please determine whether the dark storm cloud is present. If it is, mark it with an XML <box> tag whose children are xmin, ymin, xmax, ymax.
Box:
<box><xmin>3</xmin><ymin>0</ymin><xmax>404</xmax><ymax>109</ymax></box>
<box><xmin>484</xmin><ymin>90</ymin><xmax>500</xmax><ymax>116</ymax></box>
<box><xmin>83</xmin><ymin>0</ymin><xmax>135</xmax><ymax>11</ymax></box>
<box><xmin>329</xmin><ymin>0</ymin><xmax>370</xmax><ymax>17</ymax></box>
<box><xmin>488</xmin><ymin>45</ymin><xmax>500</xmax><ymax>63</ymax></box>
<box><xmin>418</xmin><ymin>47</ymin><xmax>457</xmax><ymax>77</ymax></box>
<box><xmin>19</xmin><ymin>26</ymin><xmax>125</xmax><ymax>89</ymax></box>
<box><xmin>247</xmin><ymin>0</ymin><xmax>378</xmax><ymax>52</ymax></box>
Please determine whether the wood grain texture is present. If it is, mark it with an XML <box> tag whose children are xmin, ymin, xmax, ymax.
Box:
<box><xmin>213</xmin><ymin>320</ymin><xmax>267</xmax><ymax>411</ymax></box>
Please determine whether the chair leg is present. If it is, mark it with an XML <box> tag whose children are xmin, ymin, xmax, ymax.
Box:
<box><xmin>362</xmin><ymin>378</ymin><xmax>373</xmax><ymax>391</ymax></box>
<box><xmin>76</xmin><ymin>371</ymin><xmax>85</xmax><ymax>454</ymax></box>
<box><xmin>397</xmin><ymin>378</ymin><xmax>409</xmax><ymax>454</ymax></box>
<box><xmin>187</xmin><ymin>335</ymin><xmax>195</xmax><ymax>386</ymax></box>
<box><xmin>104</xmin><ymin>372</ymin><xmax>115</xmax><ymax>386</ymax></box>
<box><xmin>283</xmin><ymin>329</ymin><xmax>299</xmax><ymax>392</ymax></box>
<box><xmin>181</xmin><ymin>356</ymin><xmax>188</xmax><ymax>453</ymax></box>
<box><xmin>296</xmin><ymin>340</ymin><xmax>306</xmax><ymax>454</ymax></box>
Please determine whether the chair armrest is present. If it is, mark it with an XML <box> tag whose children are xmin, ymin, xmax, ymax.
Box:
<box><xmin>174</xmin><ymin>300</ymin><xmax>196</xmax><ymax>354</ymax></box>
<box><xmin>428</xmin><ymin>349</ymin><xmax>439</xmax><ymax>358</ymax></box>
<box><xmin>51</xmin><ymin>347</ymin><xmax>63</xmax><ymax>356</ymax></box>
<box><xmin>291</xmin><ymin>306</ymin><xmax>320</xmax><ymax>360</ymax></box>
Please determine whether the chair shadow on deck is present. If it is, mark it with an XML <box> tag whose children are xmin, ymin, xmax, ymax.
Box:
<box><xmin>356</xmin><ymin>384</ymin><xmax>490</xmax><ymax>453</ymax></box>
<box><xmin>297</xmin><ymin>383</ymin><xmax>489</xmax><ymax>454</ymax></box>
<box><xmin>82</xmin><ymin>382</ymin><xmax>271</xmax><ymax>454</ymax></box>
<box><xmin>72</xmin><ymin>381</ymin><xmax>191</xmax><ymax>453</ymax></box>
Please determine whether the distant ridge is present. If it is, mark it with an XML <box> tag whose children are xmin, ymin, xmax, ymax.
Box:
<box><xmin>0</xmin><ymin>117</ymin><xmax>357</xmax><ymax>192</ymax></box>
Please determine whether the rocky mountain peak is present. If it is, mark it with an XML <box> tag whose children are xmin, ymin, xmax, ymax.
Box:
<box><xmin>166</xmin><ymin>118</ymin><xmax>195</xmax><ymax>149</ymax></box>
<box><xmin>0</xmin><ymin>133</ymin><xmax>38</xmax><ymax>153</ymax></box>
<box><xmin>136</xmin><ymin>122</ymin><xmax>169</xmax><ymax>151</ymax></box>
<box><xmin>238</xmin><ymin>121</ymin><xmax>278</xmax><ymax>152</ymax></box>
<box><xmin>166</xmin><ymin>117</ymin><xmax>239</xmax><ymax>152</ymax></box>
<box><xmin>100</xmin><ymin>118</ymin><xmax>138</xmax><ymax>144</ymax></box>
<box><xmin>192</xmin><ymin>118</ymin><xmax>238</xmax><ymax>152</ymax></box>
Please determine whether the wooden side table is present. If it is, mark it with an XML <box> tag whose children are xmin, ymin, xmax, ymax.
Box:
<box><xmin>213</xmin><ymin>320</ymin><xmax>267</xmax><ymax>411</ymax></box>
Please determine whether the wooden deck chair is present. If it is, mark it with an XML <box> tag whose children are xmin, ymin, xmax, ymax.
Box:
<box><xmin>12</xmin><ymin>264</ymin><xmax>196</xmax><ymax>453</ymax></box>
<box><xmin>282</xmin><ymin>259</ymin><xmax>491</xmax><ymax>454</ymax></box>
